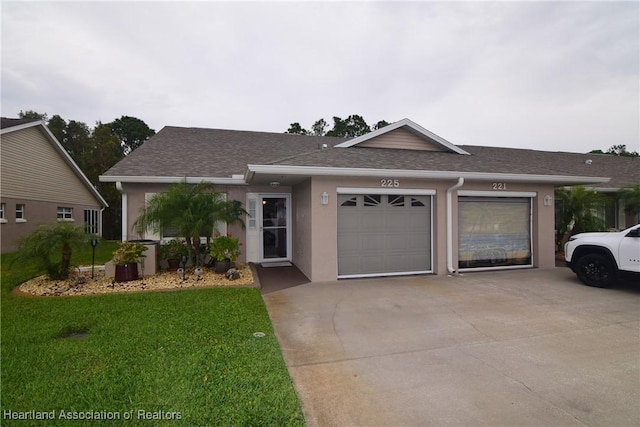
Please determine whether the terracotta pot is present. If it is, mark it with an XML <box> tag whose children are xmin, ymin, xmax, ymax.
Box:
<box><xmin>115</xmin><ymin>263</ymin><xmax>139</xmax><ymax>282</ymax></box>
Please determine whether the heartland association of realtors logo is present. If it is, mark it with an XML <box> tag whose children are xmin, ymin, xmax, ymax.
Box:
<box><xmin>3</xmin><ymin>409</ymin><xmax>182</xmax><ymax>421</ymax></box>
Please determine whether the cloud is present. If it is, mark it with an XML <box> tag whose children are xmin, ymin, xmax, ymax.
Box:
<box><xmin>1</xmin><ymin>1</ymin><xmax>638</xmax><ymax>153</ymax></box>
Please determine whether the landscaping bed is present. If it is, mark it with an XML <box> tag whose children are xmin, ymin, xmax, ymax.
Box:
<box><xmin>16</xmin><ymin>265</ymin><xmax>254</xmax><ymax>297</ymax></box>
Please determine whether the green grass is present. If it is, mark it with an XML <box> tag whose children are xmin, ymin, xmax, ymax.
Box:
<box><xmin>1</xmin><ymin>244</ymin><xmax>304</xmax><ymax>426</ymax></box>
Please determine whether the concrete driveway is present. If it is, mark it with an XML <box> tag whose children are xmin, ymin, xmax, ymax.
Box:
<box><xmin>263</xmin><ymin>268</ymin><xmax>640</xmax><ymax>426</ymax></box>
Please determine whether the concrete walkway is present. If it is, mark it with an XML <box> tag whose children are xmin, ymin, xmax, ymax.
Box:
<box><xmin>263</xmin><ymin>268</ymin><xmax>640</xmax><ymax>426</ymax></box>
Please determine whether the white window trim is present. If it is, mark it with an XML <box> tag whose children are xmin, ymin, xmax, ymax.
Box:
<box><xmin>15</xmin><ymin>204</ymin><xmax>26</xmax><ymax>223</ymax></box>
<box><xmin>57</xmin><ymin>207</ymin><xmax>74</xmax><ymax>222</ymax></box>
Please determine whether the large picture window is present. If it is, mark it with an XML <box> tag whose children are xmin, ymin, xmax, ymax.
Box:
<box><xmin>458</xmin><ymin>197</ymin><xmax>532</xmax><ymax>269</ymax></box>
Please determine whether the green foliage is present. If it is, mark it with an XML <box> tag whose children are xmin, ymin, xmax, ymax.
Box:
<box><xmin>160</xmin><ymin>239</ymin><xmax>189</xmax><ymax>260</ymax></box>
<box><xmin>589</xmin><ymin>144</ymin><xmax>639</xmax><ymax>157</ymax></box>
<box><xmin>555</xmin><ymin>186</ymin><xmax>607</xmax><ymax>249</ymax></box>
<box><xmin>12</xmin><ymin>223</ymin><xmax>90</xmax><ymax>280</ymax></box>
<box><xmin>209</xmin><ymin>233</ymin><xmax>241</xmax><ymax>261</ymax></box>
<box><xmin>285</xmin><ymin>122</ymin><xmax>308</xmax><ymax>135</ymax></box>
<box><xmin>134</xmin><ymin>181</ymin><xmax>246</xmax><ymax>266</ymax></box>
<box><xmin>112</xmin><ymin>241</ymin><xmax>148</xmax><ymax>265</ymax></box>
<box><xmin>1</xmin><ymin>285</ymin><xmax>304</xmax><ymax>426</ymax></box>
<box><xmin>109</xmin><ymin>115</ymin><xmax>156</xmax><ymax>154</ymax></box>
<box><xmin>286</xmin><ymin>114</ymin><xmax>390</xmax><ymax>137</ymax></box>
<box><xmin>619</xmin><ymin>184</ymin><xmax>640</xmax><ymax>217</ymax></box>
<box><xmin>18</xmin><ymin>110</ymin><xmax>47</xmax><ymax>121</ymax></box>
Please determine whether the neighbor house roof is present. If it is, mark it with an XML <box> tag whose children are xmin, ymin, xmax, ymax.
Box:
<box><xmin>1</xmin><ymin>118</ymin><xmax>108</xmax><ymax>207</ymax></box>
<box><xmin>101</xmin><ymin>119</ymin><xmax>638</xmax><ymax>189</ymax></box>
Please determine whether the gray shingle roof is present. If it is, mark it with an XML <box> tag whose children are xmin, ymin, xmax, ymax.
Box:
<box><xmin>102</xmin><ymin>126</ymin><xmax>347</xmax><ymax>178</ymax></box>
<box><xmin>102</xmin><ymin>125</ymin><xmax>639</xmax><ymax>189</ymax></box>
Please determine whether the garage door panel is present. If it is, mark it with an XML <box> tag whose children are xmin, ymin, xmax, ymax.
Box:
<box><xmin>338</xmin><ymin>194</ymin><xmax>432</xmax><ymax>277</ymax></box>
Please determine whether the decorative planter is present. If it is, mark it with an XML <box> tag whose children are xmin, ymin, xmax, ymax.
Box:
<box><xmin>214</xmin><ymin>259</ymin><xmax>231</xmax><ymax>274</ymax></box>
<box><xmin>115</xmin><ymin>263</ymin><xmax>139</xmax><ymax>282</ymax></box>
<box><xmin>166</xmin><ymin>258</ymin><xmax>181</xmax><ymax>271</ymax></box>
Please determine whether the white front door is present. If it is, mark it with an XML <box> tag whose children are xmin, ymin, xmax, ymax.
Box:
<box><xmin>259</xmin><ymin>195</ymin><xmax>291</xmax><ymax>262</ymax></box>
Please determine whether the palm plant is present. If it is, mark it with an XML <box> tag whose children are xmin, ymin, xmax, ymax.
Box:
<box><xmin>555</xmin><ymin>186</ymin><xmax>607</xmax><ymax>250</ymax></box>
<box><xmin>13</xmin><ymin>223</ymin><xmax>90</xmax><ymax>280</ymax></box>
<box><xmin>618</xmin><ymin>184</ymin><xmax>640</xmax><ymax>220</ymax></box>
<box><xmin>133</xmin><ymin>181</ymin><xmax>246</xmax><ymax>266</ymax></box>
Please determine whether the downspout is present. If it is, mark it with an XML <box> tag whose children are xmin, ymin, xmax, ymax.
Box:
<box><xmin>446</xmin><ymin>177</ymin><xmax>464</xmax><ymax>274</ymax></box>
<box><xmin>116</xmin><ymin>182</ymin><xmax>127</xmax><ymax>242</ymax></box>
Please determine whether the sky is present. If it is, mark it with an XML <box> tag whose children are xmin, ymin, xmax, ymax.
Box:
<box><xmin>1</xmin><ymin>1</ymin><xmax>638</xmax><ymax>154</ymax></box>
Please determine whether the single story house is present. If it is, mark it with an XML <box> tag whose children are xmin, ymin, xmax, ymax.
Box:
<box><xmin>1</xmin><ymin>118</ymin><xmax>108</xmax><ymax>253</ymax></box>
<box><xmin>99</xmin><ymin>118</ymin><xmax>639</xmax><ymax>281</ymax></box>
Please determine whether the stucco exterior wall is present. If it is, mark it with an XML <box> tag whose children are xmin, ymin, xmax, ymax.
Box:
<box><xmin>119</xmin><ymin>178</ymin><xmax>557</xmax><ymax>281</ymax></box>
<box><xmin>291</xmin><ymin>179</ymin><xmax>313</xmax><ymax>279</ymax></box>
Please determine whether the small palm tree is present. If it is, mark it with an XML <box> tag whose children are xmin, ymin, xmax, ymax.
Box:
<box><xmin>555</xmin><ymin>186</ymin><xmax>607</xmax><ymax>250</ymax></box>
<box><xmin>133</xmin><ymin>181</ymin><xmax>246</xmax><ymax>266</ymax></box>
<box><xmin>13</xmin><ymin>223</ymin><xmax>89</xmax><ymax>280</ymax></box>
<box><xmin>619</xmin><ymin>184</ymin><xmax>640</xmax><ymax>220</ymax></box>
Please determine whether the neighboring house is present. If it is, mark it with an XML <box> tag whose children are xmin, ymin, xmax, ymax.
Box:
<box><xmin>99</xmin><ymin>118</ymin><xmax>639</xmax><ymax>282</ymax></box>
<box><xmin>1</xmin><ymin>118</ymin><xmax>108</xmax><ymax>253</ymax></box>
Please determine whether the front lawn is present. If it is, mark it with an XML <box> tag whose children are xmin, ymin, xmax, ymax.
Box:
<box><xmin>1</xmin><ymin>246</ymin><xmax>304</xmax><ymax>426</ymax></box>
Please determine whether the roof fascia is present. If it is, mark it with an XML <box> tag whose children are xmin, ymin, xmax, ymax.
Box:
<box><xmin>3</xmin><ymin>120</ymin><xmax>109</xmax><ymax>208</ymax></box>
<box><xmin>0</xmin><ymin>119</ymin><xmax>43</xmax><ymax>134</ymax></box>
<box><xmin>334</xmin><ymin>118</ymin><xmax>470</xmax><ymax>155</ymax></box>
<box><xmin>246</xmin><ymin>164</ymin><xmax>611</xmax><ymax>185</ymax></box>
<box><xmin>99</xmin><ymin>175</ymin><xmax>247</xmax><ymax>185</ymax></box>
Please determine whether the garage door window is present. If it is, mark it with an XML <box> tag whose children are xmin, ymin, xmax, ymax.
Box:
<box><xmin>458</xmin><ymin>197</ymin><xmax>532</xmax><ymax>269</ymax></box>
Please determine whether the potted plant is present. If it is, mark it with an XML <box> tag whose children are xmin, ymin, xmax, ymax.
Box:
<box><xmin>209</xmin><ymin>233</ymin><xmax>241</xmax><ymax>273</ymax></box>
<box><xmin>112</xmin><ymin>241</ymin><xmax>148</xmax><ymax>282</ymax></box>
<box><xmin>160</xmin><ymin>239</ymin><xmax>188</xmax><ymax>271</ymax></box>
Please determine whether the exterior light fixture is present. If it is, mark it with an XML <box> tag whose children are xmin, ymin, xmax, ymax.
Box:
<box><xmin>543</xmin><ymin>195</ymin><xmax>553</xmax><ymax>206</ymax></box>
<box><xmin>90</xmin><ymin>237</ymin><xmax>98</xmax><ymax>279</ymax></box>
<box><xmin>270</xmin><ymin>181</ymin><xmax>280</xmax><ymax>188</ymax></box>
<box><xmin>321</xmin><ymin>191</ymin><xmax>329</xmax><ymax>205</ymax></box>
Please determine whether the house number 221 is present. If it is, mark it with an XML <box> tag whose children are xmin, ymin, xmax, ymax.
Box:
<box><xmin>381</xmin><ymin>179</ymin><xmax>400</xmax><ymax>187</ymax></box>
<box><xmin>492</xmin><ymin>182</ymin><xmax>507</xmax><ymax>190</ymax></box>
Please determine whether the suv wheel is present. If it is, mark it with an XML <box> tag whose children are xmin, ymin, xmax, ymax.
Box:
<box><xmin>575</xmin><ymin>253</ymin><xmax>614</xmax><ymax>288</ymax></box>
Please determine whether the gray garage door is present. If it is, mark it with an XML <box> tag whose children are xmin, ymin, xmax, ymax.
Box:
<box><xmin>338</xmin><ymin>194</ymin><xmax>432</xmax><ymax>277</ymax></box>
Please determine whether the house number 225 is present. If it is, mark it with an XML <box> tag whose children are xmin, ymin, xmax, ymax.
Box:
<box><xmin>381</xmin><ymin>179</ymin><xmax>400</xmax><ymax>187</ymax></box>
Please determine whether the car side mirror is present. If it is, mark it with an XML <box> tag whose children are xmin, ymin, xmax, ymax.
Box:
<box><xmin>626</xmin><ymin>228</ymin><xmax>640</xmax><ymax>238</ymax></box>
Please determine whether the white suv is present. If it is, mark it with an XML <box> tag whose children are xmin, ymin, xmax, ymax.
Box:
<box><xmin>565</xmin><ymin>224</ymin><xmax>640</xmax><ymax>287</ymax></box>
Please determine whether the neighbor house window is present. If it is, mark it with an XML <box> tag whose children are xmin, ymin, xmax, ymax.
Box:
<box><xmin>57</xmin><ymin>207</ymin><xmax>74</xmax><ymax>221</ymax></box>
<box><xmin>0</xmin><ymin>203</ymin><xmax>6</xmax><ymax>223</ymax></box>
<box><xmin>15</xmin><ymin>204</ymin><xmax>26</xmax><ymax>222</ymax></box>
<box><xmin>84</xmin><ymin>209</ymin><xmax>99</xmax><ymax>234</ymax></box>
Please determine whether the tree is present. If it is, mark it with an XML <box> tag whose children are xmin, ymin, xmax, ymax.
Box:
<box><xmin>286</xmin><ymin>115</ymin><xmax>389</xmax><ymax>137</ymax></box>
<box><xmin>311</xmin><ymin>119</ymin><xmax>329</xmax><ymax>136</ymax></box>
<box><xmin>13</xmin><ymin>223</ymin><xmax>90</xmax><ymax>280</ymax></box>
<box><xmin>555</xmin><ymin>186</ymin><xmax>607</xmax><ymax>250</ymax></box>
<box><xmin>109</xmin><ymin>116</ymin><xmax>155</xmax><ymax>154</ymax></box>
<box><xmin>286</xmin><ymin>122</ymin><xmax>308</xmax><ymax>135</ymax></box>
<box><xmin>619</xmin><ymin>184</ymin><xmax>640</xmax><ymax>218</ymax></box>
<box><xmin>589</xmin><ymin>145</ymin><xmax>639</xmax><ymax>157</ymax></box>
<box><xmin>326</xmin><ymin>115</ymin><xmax>371</xmax><ymax>137</ymax></box>
<box><xmin>133</xmin><ymin>181</ymin><xmax>246</xmax><ymax>266</ymax></box>
<box><xmin>18</xmin><ymin>110</ymin><xmax>48</xmax><ymax>121</ymax></box>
